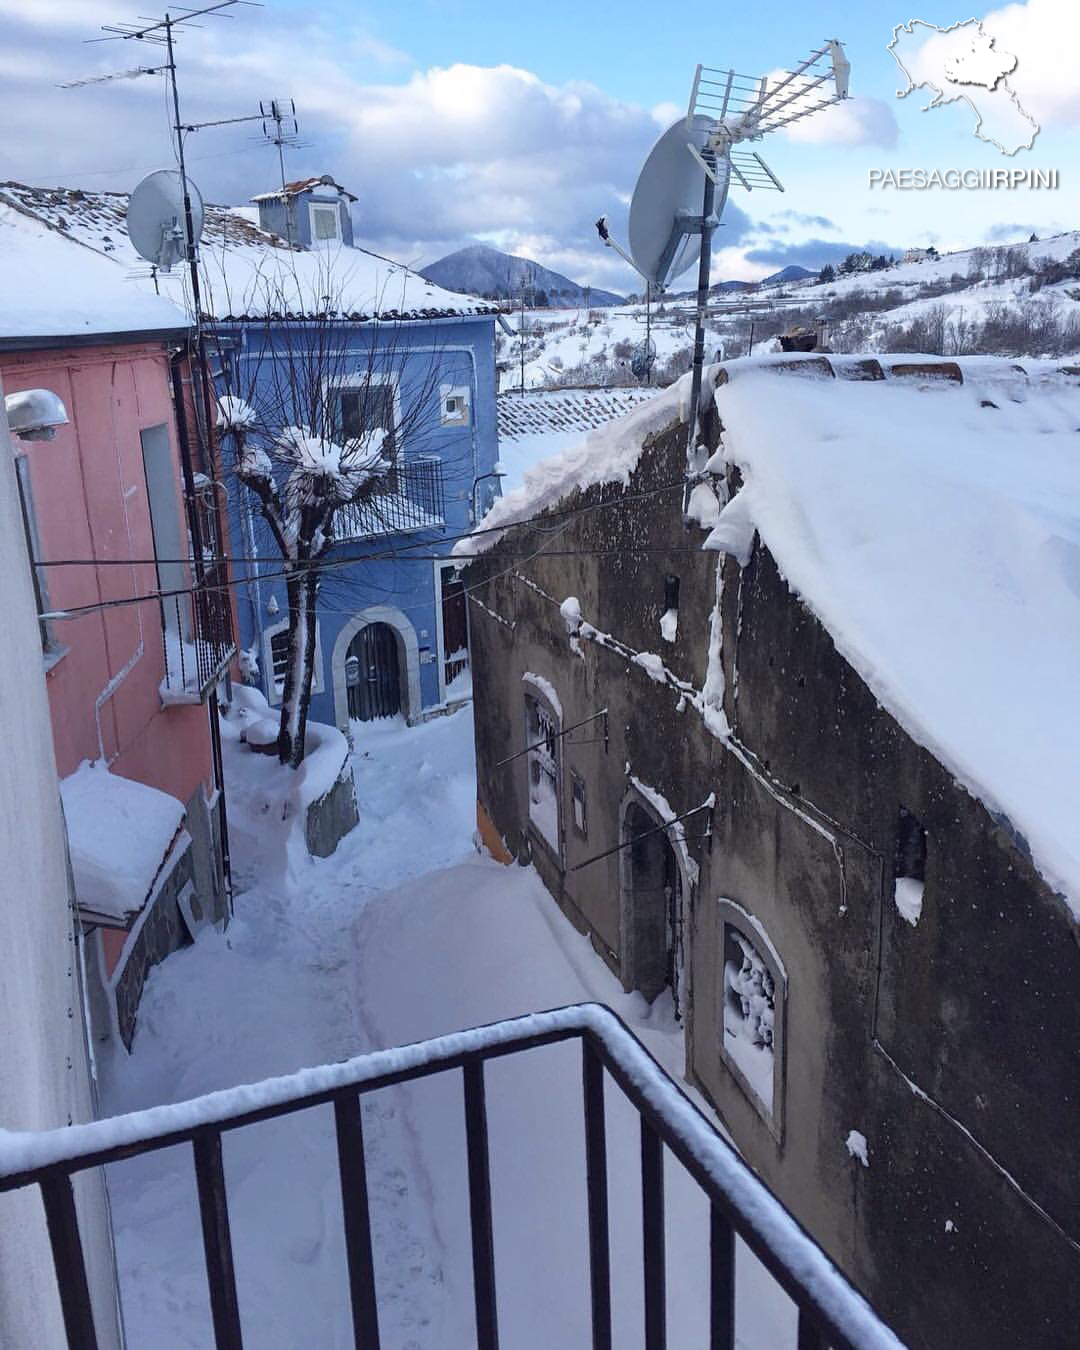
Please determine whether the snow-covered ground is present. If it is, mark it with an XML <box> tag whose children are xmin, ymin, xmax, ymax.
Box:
<box><xmin>500</xmin><ymin>229</ymin><xmax>1080</xmax><ymax>390</ymax></box>
<box><xmin>99</xmin><ymin>704</ymin><xmax>796</xmax><ymax>1349</ymax></box>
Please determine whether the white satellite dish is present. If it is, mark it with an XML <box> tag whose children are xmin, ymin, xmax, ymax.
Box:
<box><xmin>126</xmin><ymin>169</ymin><xmax>204</xmax><ymax>273</ymax></box>
<box><xmin>628</xmin><ymin>115</ymin><xmax>727</xmax><ymax>291</ymax></box>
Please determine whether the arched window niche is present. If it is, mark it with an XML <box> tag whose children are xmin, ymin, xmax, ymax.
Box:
<box><xmin>617</xmin><ymin>785</ymin><xmax>697</xmax><ymax>1020</ymax></box>
<box><xmin>712</xmin><ymin>897</ymin><xmax>787</xmax><ymax>1141</ymax></box>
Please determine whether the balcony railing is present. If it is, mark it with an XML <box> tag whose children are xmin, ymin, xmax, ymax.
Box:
<box><xmin>159</xmin><ymin>574</ymin><xmax>235</xmax><ymax>705</ymax></box>
<box><xmin>336</xmin><ymin>456</ymin><xmax>445</xmax><ymax>541</ymax></box>
<box><xmin>0</xmin><ymin>1003</ymin><xmax>903</xmax><ymax>1350</ymax></box>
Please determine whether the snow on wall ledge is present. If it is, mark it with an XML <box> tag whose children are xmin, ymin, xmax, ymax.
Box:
<box><xmin>707</xmin><ymin>356</ymin><xmax>1080</xmax><ymax>919</ymax></box>
<box><xmin>59</xmin><ymin>761</ymin><xmax>185</xmax><ymax>922</ymax></box>
<box><xmin>454</xmin><ymin>367</ymin><xmax>710</xmax><ymax>557</ymax></box>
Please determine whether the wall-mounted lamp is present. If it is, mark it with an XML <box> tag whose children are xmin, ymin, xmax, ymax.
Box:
<box><xmin>5</xmin><ymin>389</ymin><xmax>69</xmax><ymax>442</ymax></box>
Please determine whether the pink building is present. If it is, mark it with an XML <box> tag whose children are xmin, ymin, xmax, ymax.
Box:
<box><xmin>1</xmin><ymin>195</ymin><xmax>235</xmax><ymax>1047</ymax></box>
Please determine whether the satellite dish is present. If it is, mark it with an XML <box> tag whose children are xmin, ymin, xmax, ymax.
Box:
<box><xmin>126</xmin><ymin>169</ymin><xmax>204</xmax><ymax>273</ymax></box>
<box><xmin>628</xmin><ymin>115</ymin><xmax>729</xmax><ymax>291</ymax></box>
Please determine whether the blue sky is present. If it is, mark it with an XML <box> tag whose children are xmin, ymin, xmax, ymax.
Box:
<box><xmin>0</xmin><ymin>0</ymin><xmax>1075</xmax><ymax>289</ymax></box>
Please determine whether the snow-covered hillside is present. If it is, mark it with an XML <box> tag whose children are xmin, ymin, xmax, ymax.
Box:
<box><xmin>499</xmin><ymin>230</ymin><xmax>1080</xmax><ymax>391</ymax></box>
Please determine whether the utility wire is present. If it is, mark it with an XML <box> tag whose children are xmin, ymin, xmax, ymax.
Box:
<box><xmin>32</xmin><ymin>472</ymin><xmax>697</xmax><ymax>570</ymax></box>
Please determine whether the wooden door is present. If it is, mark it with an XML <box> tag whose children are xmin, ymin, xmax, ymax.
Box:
<box><xmin>346</xmin><ymin>622</ymin><xmax>401</xmax><ymax>721</ymax></box>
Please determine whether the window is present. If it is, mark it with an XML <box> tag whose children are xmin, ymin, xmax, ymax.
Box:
<box><xmin>712</xmin><ymin>898</ymin><xmax>787</xmax><ymax>1136</ymax></box>
<box><xmin>264</xmin><ymin>619</ymin><xmax>323</xmax><ymax>703</ymax></box>
<box><xmin>141</xmin><ymin>423</ymin><xmax>190</xmax><ymax>645</ymax></box>
<box><xmin>334</xmin><ymin>381</ymin><xmax>397</xmax><ymax>465</ymax></box>
<box><xmin>14</xmin><ymin>454</ymin><xmax>58</xmax><ymax>661</ymax></box>
<box><xmin>440</xmin><ymin>384</ymin><xmax>470</xmax><ymax>427</ymax></box>
<box><xmin>571</xmin><ymin>772</ymin><xmax>587</xmax><ymax>838</ymax></box>
<box><xmin>270</xmin><ymin>629</ymin><xmax>290</xmax><ymax>693</ymax></box>
<box><xmin>525</xmin><ymin>693</ymin><xmax>560</xmax><ymax>852</ymax></box>
<box><xmin>310</xmin><ymin>203</ymin><xmax>340</xmax><ymax>243</ymax></box>
<box><xmin>722</xmin><ymin>926</ymin><xmax>776</xmax><ymax>1113</ymax></box>
<box><xmin>893</xmin><ymin>807</ymin><xmax>927</xmax><ymax>927</ymax></box>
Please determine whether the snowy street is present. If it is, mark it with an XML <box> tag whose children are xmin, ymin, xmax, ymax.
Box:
<box><xmin>99</xmin><ymin>703</ymin><xmax>793</xmax><ymax>1349</ymax></box>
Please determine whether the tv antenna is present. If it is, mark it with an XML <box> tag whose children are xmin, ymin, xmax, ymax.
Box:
<box><xmin>597</xmin><ymin>39</ymin><xmax>850</xmax><ymax>502</ymax></box>
<box><xmin>260</xmin><ymin>98</ymin><xmax>301</xmax><ymax>243</ymax></box>
<box><xmin>71</xmin><ymin>0</ymin><xmax>262</xmax><ymax>331</ymax></box>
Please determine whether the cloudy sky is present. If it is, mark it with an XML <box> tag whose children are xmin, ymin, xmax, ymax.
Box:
<box><xmin>0</xmin><ymin>0</ymin><xmax>1075</xmax><ymax>290</ymax></box>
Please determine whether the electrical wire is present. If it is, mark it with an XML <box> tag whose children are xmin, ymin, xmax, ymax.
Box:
<box><xmin>33</xmin><ymin>472</ymin><xmax>698</xmax><ymax>570</ymax></box>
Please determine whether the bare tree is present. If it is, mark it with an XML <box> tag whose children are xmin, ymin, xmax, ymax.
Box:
<box><xmin>210</xmin><ymin>266</ymin><xmax>446</xmax><ymax>767</ymax></box>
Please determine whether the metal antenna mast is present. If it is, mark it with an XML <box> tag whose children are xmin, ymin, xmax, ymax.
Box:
<box><xmin>259</xmin><ymin>98</ymin><xmax>301</xmax><ymax>244</ymax></box>
<box><xmin>598</xmin><ymin>39</ymin><xmax>850</xmax><ymax>502</ymax></box>
<box><xmin>95</xmin><ymin>0</ymin><xmax>260</xmax><ymax>330</ymax></box>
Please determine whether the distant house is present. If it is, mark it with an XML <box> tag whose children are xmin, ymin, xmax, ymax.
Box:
<box><xmin>0</xmin><ymin>191</ymin><xmax>235</xmax><ymax>1047</ymax></box>
<box><xmin>250</xmin><ymin>173</ymin><xmax>357</xmax><ymax>250</ymax></box>
<box><xmin>903</xmin><ymin>247</ymin><xmax>931</xmax><ymax>264</ymax></box>
<box><xmin>458</xmin><ymin>353</ymin><xmax>1080</xmax><ymax>1350</ymax></box>
<box><xmin>203</xmin><ymin>174</ymin><xmax>500</xmax><ymax>729</ymax></box>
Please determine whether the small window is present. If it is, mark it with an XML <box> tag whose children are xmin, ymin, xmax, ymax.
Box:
<box><xmin>571</xmin><ymin>772</ymin><xmax>587</xmax><ymax>838</ymax></box>
<box><xmin>311</xmin><ymin>204</ymin><xmax>340</xmax><ymax>242</ymax></box>
<box><xmin>893</xmin><ymin>807</ymin><xmax>927</xmax><ymax>927</ymax></box>
<box><xmin>335</xmin><ymin>382</ymin><xmax>396</xmax><ymax>462</ymax></box>
<box><xmin>525</xmin><ymin>693</ymin><xmax>560</xmax><ymax>852</ymax></box>
<box><xmin>264</xmin><ymin>620</ymin><xmax>323</xmax><ymax>703</ymax></box>
<box><xmin>270</xmin><ymin>630</ymin><xmax>290</xmax><ymax>693</ymax></box>
<box><xmin>14</xmin><ymin>454</ymin><xmax>57</xmax><ymax>659</ymax></box>
<box><xmin>440</xmin><ymin>385</ymin><xmax>470</xmax><ymax>427</ymax></box>
<box><xmin>712</xmin><ymin>898</ymin><xmax>787</xmax><ymax>1137</ymax></box>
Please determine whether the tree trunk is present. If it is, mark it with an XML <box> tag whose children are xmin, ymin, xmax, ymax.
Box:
<box><xmin>277</xmin><ymin>564</ymin><xmax>321</xmax><ymax>768</ymax></box>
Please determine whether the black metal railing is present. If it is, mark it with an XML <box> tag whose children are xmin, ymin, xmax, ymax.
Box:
<box><xmin>0</xmin><ymin>1004</ymin><xmax>903</xmax><ymax>1350</ymax></box>
<box><xmin>336</xmin><ymin>456</ymin><xmax>445</xmax><ymax>541</ymax></box>
<box><xmin>160</xmin><ymin>575</ymin><xmax>235</xmax><ymax>704</ymax></box>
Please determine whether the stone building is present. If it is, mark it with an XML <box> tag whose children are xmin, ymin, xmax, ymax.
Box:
<box><xmin>459</xmin><ymin>353</ymin><xmax>1080</xmax><ymax>1349</ymax></box>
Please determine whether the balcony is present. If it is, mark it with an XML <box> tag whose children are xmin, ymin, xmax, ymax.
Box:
<box><xmin>336</xmin><ymin>456</ymin><xmax>445</xmax><ymax>541</ymax></box>
<box><xmin>0</xmin><ymin>1004</ymin><xmax>901</xmax><ymax>1350</ymax></box>
<box><xmin>159</xmin><ymin>575</ymin><xmax>236</xmax><ymax>706</ymax></box>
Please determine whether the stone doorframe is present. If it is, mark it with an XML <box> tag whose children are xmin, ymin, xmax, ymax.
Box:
<box><xmin>332</xmin><ymin>605</ymin><xmax>422</xmax><ymax>729</ymax></box>
<box><xmin>617</xmin><ymin>784</ymin><xmax>696</xmax><ymax>1011</ymax></box>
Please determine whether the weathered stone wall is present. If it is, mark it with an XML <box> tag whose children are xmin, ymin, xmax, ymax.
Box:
<box><xmin>113</xmin><ymin>838</ymin><xmax>195</xmax><ymax>1048</ymax></box>
<box><xmin>305</xmin><ymin>766</ymin><xmax>359</xmax><ymax>858</ymax></box>
<box><xmin>464</xmin><ymin>394</ymin><xmax>1080</xmax><ymax>1349</ymax></box>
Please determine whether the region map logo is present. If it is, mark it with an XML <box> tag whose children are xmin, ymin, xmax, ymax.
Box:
<box><xmin>888</xmin><ymin>18</ymin><xmax>1038</xmax><ymax>155</ymax></box>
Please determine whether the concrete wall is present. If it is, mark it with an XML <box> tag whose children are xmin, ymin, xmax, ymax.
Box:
<box><xmin>465</xmin><ymin>403</ymin><xmax>1080</xmax><ymax>1348</ymax></box>
<box><xmin>0</xmin><ymin>380</ymin><xmax>122</xmax><ymax>1349</ymax></box>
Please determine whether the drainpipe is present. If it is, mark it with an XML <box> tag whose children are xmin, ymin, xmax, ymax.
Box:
<box><xmin>170</xmin><ymin>348</ymin><xmax>233</xmax><ymax>914</ymax></box>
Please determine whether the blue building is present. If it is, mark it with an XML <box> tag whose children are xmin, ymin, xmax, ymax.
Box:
<box><xmin>207</xmin><ymin>177</ymin><xmax>500</xmax><ymax>730</ymax></box>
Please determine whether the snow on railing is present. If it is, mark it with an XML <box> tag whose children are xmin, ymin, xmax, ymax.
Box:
<box><xmin>0</xmin><ymin>1003</ymin><xmax>904</xmax><ymax>1350</ymax></box>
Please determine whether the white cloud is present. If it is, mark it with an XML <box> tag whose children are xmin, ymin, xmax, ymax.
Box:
<box><xmin>650</xmin><ymin>101</ymin><xmax>682</xmax><ymax>127</ymax></box>
<box><xmin>980</xmin><ymin>0</ymin><xmax>1080</xmax><ymax>127</ymax></box>
<box><xmin>781</xmin><ymin>96</ymin><xmax>899</xmax><ymax>148</ymax></box>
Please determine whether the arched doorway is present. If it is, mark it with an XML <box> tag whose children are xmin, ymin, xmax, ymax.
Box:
<box><xmin>346</xmin><ymin>622</ymin><xmax>401</xmax><ymax>721</ymax></box>
<box><xmin>620</xmin><ymin>799</ymin><xmax>683</xmax><ymax>1005</ymax></box>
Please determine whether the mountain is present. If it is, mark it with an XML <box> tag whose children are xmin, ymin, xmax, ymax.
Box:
<box><xmin>760</xmin><ymin>265</ymin><xmax>817</xmax><ymax>285</ymax></box>
<box><xmin>420</xmin><ymin>244</ymin><xmax>625</xmax><ymax>307</ymax></box>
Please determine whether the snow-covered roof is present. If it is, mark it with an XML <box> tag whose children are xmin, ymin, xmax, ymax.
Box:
<box><xmin>0</xmin><ymin>196</ymin><xmax>190</xmax><ymax>343</ymax></box>
<box><xmin>59</xmin><ymin>761</ymin><xmax>185</xmax><ymax>923</ymax></box>
<box><xmin>251</xmin><ymin>175</ymin><xmax>357</xmax><ymax>203</ymax></box>
<box><xmin>462</xmin><ymin>351</ymin><xmax>1080</xmax><ymax>918</ymax></box>
<box><xmin>709</xmin><ymin>354</ymin><xmax>1080</xmax><ymax>918</ymax></box>
<box><xmin>497</xmin><ymin>386</ymin><xmax>657</xmax><ymax>440</ymax></box>
<box><xmin>0</xmin><ymin>181</ymin><xmax>496</xmax><ymax>325</ymax></box>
